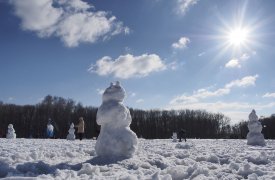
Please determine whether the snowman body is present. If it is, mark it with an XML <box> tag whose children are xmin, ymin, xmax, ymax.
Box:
<box><xmin>172</xmin><ymin>132</ymin><xmax>177</xmax><ymax>142</ymax></box>
<box><xmin>6</xmin><ymin>124</ymin><xmax>16</xmax><ymax>139</ymax></box>
<box><xmin>95</xmin><ymin>82</ymin><xmax>138</xmax><ymax>158</ymax></box>
<box><xmin>247</xmin><ymin>109</ymin><xmax>265</xmax><ymax>146</ymax></box>
<box><xmin>67</xmin><ymin>123</ymin><xmax>75</xmax><ymax>140</ymax></box>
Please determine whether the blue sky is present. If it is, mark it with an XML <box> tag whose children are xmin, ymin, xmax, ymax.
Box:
<box><xmin>1</xmin><ymin>0</ymin><xmax>275</xmax><ymax>123</ymax></box>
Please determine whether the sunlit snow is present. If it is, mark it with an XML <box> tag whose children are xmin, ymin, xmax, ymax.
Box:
<box><xmin>0</xmin><ymin>138</ymin><xmax>275</xmax><ymax>179</ymax></box>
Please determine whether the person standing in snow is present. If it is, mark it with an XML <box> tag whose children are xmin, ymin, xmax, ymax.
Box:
<box><xmin>46</xmin><ymin>119</ymin><xmax>54</xmax><ymax>139</ymax></box>
<box><xmin>75</xmin><ymin>117</ymin><xmax>85</xmax><ymax>140</ymax></box>
<box><xmin>178</xmin><ymin>129</ymin><xmax>187</xmax><ymax>142</ymax></box>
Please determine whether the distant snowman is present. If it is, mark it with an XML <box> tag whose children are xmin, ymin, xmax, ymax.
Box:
<box><xmin>67</xmin><ymin>123</ymin><xmax>75</xmax><ymax>140</ymax></box>
<box><xmin>172</xmin><ymin>132</ymin><xmax>177</xmax><ymax>142</ymax></box>
<box><xmin>247</xmin><ymin>109</ymin><xmax>266</xmax><ymax>146</ymax></box>
<box><xmin>95</xmin><ymin>81</ymin><xmax>138</xmax><ymax>158</ymax></box>
<box><xmin>6</xmin><ymin>124</ymin><xmax>16</xmax><ymax>139</ymax></box>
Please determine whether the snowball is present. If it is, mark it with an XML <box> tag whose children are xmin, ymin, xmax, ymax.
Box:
<box><xmin>95</xmin><ymin>82</ymin><xmax>138</xmax><ymax>158</ymax></box>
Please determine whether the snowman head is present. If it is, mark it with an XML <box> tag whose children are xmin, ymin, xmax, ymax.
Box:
<box><xmin>102</xmin><ymin>81</ymin><xmax>126</xmax><ymax>102</ymax></box>
<box><xmin>70</xmin><ymin>123</ymin><xmax>74</xmax><ymax>128</ymax></box>
<box><xmin>8</xmin><ymin>124</ymin><xmax>13</xmax><ymax>129</ymax></box>
<box><xmin>249</xmin><ymin>109</ymin><xmax>258</xmax><ymax>122</ymax></box>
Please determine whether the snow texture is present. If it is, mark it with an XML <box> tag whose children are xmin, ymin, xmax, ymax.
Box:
<box><xmin>247</xmin><ymin>109</ymin><xmax>266</xmax><ymax>146</ymax></box>
<box><xmin>95</xmin><ymin>81</ymin><xmax>138</xmax><ymax>158</ymax></box>
<box><xmin>6</xmin><ymin>124</ymin><xmax>16</xmax><ymax>139</ymax></box>
<box><xmin>67</xmin><ymin>123</ymin><xmax>75</xmax><ymax>140</ymax></box>
<box><xmin>0</xmin><ymin>139</ymin><xmax>275</xmax><ymax>179</ymax></box>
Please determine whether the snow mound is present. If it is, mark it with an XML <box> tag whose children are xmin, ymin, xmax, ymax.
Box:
<box><xmin>175</xmin><ymin>143</ymin><xmax>191</xmax><ymax>149</ymax></box>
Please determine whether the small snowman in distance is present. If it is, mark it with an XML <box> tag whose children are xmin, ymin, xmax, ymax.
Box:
<box><xmin>6</xmin><ymin>124</ymin><xmax>16</xmax><ymax>139</ymax></box>
<box><xmin>247</xmin><ymin>109</ymin><xmax>266</xmax><ymax>146</ymax></box>
<box><xmin>67</xmin><ymin>123</ymin><xmax>75</xmax><ymax>140</ymax></box>
<box><xmin>172</xmin><ymin>132</ymin><xmax>177</xmax><ymax>142</ymax></box>
<box><xmin>95</xmin><ymin>81</ymin><xmax>138</xmax><ymax>158</ymax></box>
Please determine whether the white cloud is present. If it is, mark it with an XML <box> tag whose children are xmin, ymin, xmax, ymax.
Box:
<box><xmin>136</xmin><ymin>99</ymin><xmax>144</xmax><ymax>103</ymax></box>
<box><xmin>167</xmin><ymin>61</ymin><xmax>179</xmax><ymax>70</ymax></box>
<box><xmin>198</xmin><ymin>52</ymin><xmax>205</xmax><ymax>57</ymax></box>
<box><xmin>168</xmin><ymin>75</ymin><xmax>261</xmax><ymax>123</ymax></box>
<box><xmin>263</xmin><ymin>92</ymin><xmax>275</xmax><ymax>98</ymax></box>
<box><xmin>96</xmin><ymin>88</ymin><xmax>104</xmax><ymax>95</ymax></box>
<box><xmin>240</xmin><ymin>53</ymin><xmax>250</xmax><ymax>61</ymax></box>
<box><xmin>194</xmin><ymin>88</ymin><xmax>230</xmax><ymax>99</ymax></box>
<box><xmin>225</xmin><ymin>75</ymin><xmax>258</xmax><ymax>88</ymax></box>
<box><xmin>168</xmin><ymin>100</ymin><xmax>275</xmax><ymax>124</ymax></box>
<box><xmin>89</xmin><ymin>54</ymin><xmax>166</xmax><ymax>79</ymax></box>
<box><xmin>225</xmin><ymin>59</ymin><xmax>241</xmax><ymax>68</ymax></box>
<box><xmin>225</xmin><ymin>53</ymin><xmax>252</xmax><ymax>69</ymax></box>
<box><xmin>10</xmin><ymin>0</ymin><xmax>128</xmax><ymax>47</ymax></box>
<box><xmin>172</xmin><ymin>37</ymin><xmax>190</xmax><ymax>49</ymax></box>
<box><xmin>170</xmin><ymin>75</ymin><xmax>258</xmax><ymax>106</ymax></box>
<box><xmin>176</xmin><ymin>0</ymin><xmax>199</xmax><ymax>15</ymax></box>
<box><xmin>130</xmin><ymin>92</ymin><xmax>136</xmax><ymax>97</ymax></box>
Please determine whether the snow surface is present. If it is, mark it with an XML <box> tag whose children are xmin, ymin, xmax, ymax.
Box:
<box><xmin>247</xmin><ymin>110</ymin><xmax>266</xmax><ymax>146</ymax></box>
<box><xmin>0</xmin><ymin>138</ymin><xmax>275</xmax><ymax>179</ymax></box>
<box><xmin>95</xmin><ymin>81</ymin><xmax>138</xmax><ymax>158</ymax></box>
<box><xmin>6</xmin><ymin>124</ymin><xmax>16</xmax><ymax>139</ymax></box>
<box><xmin>67</xmin><ymin>123</ymin><xmax>76</xmax><ymax>140</ymax></box>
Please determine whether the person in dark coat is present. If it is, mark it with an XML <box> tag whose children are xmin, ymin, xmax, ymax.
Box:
<box><xmin>178</xmin><ymin>129</ymin><xmax>187</xmax><ymax>142</ymax></box>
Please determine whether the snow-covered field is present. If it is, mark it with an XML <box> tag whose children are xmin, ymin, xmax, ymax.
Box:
<box><xmin>0</xmin><ymin>138</ymin><xmax>275</xmax><ymax>179</ymax></box>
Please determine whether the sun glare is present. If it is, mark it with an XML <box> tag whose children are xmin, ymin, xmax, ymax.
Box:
<box><xmin>227</xmin><ymin>27</ymin><xmax>249</xmax><ymax>47</ymax></box>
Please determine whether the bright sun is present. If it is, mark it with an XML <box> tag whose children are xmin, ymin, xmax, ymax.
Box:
<box><xmin>227</xmin><ymin>27</ymin><xmax>249</xmax><ymax>47</ymax></box>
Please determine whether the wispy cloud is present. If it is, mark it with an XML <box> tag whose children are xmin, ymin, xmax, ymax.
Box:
<box><xmin>168</xmin><ymin>75</ymin><xmax>260</xmax><ymax>123</ymax></box>
<box><xmin>225</xmin><ymin>59</ymin><xmax>241</xmax><ymax>68</ymax></box>
<box><xmin>10</xmin><ymin>0</ymin><xmax>128</xmax><ymax>47</ymax></box>
<box><xmin>263</xmin><ymin>92</ymin><xmax>275</xmax><ymax>98</ymax></box>
<box><xmin>198</xmin><ymin>52</ymin><xmax>205</xmax><ymax>57</ymax></box>
<box><xmin>176</xmin><ymin>0</ymin><xmax>199</xmax><ymax>15</ymax></box>
<box><xmin>130</xmin><ymin>92</ymin><xmax>136</xmax><ymax>97</ymax></box>
<box><xmin>8</xmin><ymin>97</ymin><xmax>15</xmax><ymax>101</ymax></box>
<box><xmin>89</xmin><ymin>54</ymin><xmax>166</xmax><ymax>79</ymax></box>
<box><xmin>168</xmin><ymin>100</ymin><xmax>275</xmax><ymax>123</ymax></box>
<box><xmin>225</xmin><ymin>75</ymin><xmax>258</xmax><ymax>88</ymax></box>
<box><xmin>136</xmin><ymin>99</ymin><xmax>144</xmax><ymax>103</ymax></box>
<box><xmin>225</xmin><ymin>52</ymin><xmax>254</xmax><ymax>69</ymax></box>
<box><xmin>172</xmin><ymin>37</ymin><xmax>190</xmax><ymax>49</ymax></box>
<box><xmin>240</xmin><ymin>53</ymin><xmax>250</xmax><ymax>60</ymax></box>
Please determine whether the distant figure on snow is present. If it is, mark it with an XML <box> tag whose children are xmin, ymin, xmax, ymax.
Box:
<box><xmin>178</xmin><ymin>129</ymin><xmax>187</xmax><ymax>142</ymax></box>
<box><xmin>75</xmin><ymin>117</ymin><xmax>85</xmax><ymax>140</ymax></box>
<box><xmin>6</xmin><ymin>124</ymin><xmax>16</xmax><ymax>139</ymax></box>
<box><xmin>46</xmin><ymin>119</ymin><xmax>54</xmax><ymax>139</ymax></box>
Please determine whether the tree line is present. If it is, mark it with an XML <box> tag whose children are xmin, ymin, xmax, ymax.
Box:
<box><xmin>0</xmin><ymin>95</ymin><xmax>274</xmax><ymax>139</ymax></box>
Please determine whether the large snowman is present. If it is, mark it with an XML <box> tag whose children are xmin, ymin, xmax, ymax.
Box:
<box><xmin>95</xmin><ymin>81</ymin><xmax>138</xmax><ymax>158</ymax></box>
<box><xmin>247</xmin><ymin>109</ymin><xmax>265</xmax><ymax>146</ymax></box>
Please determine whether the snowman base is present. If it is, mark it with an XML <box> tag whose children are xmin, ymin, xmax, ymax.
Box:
<box><xmin>247</xmin><ymin>132</ymin><xmax>266</xmax><ymax>146</ymax></box>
